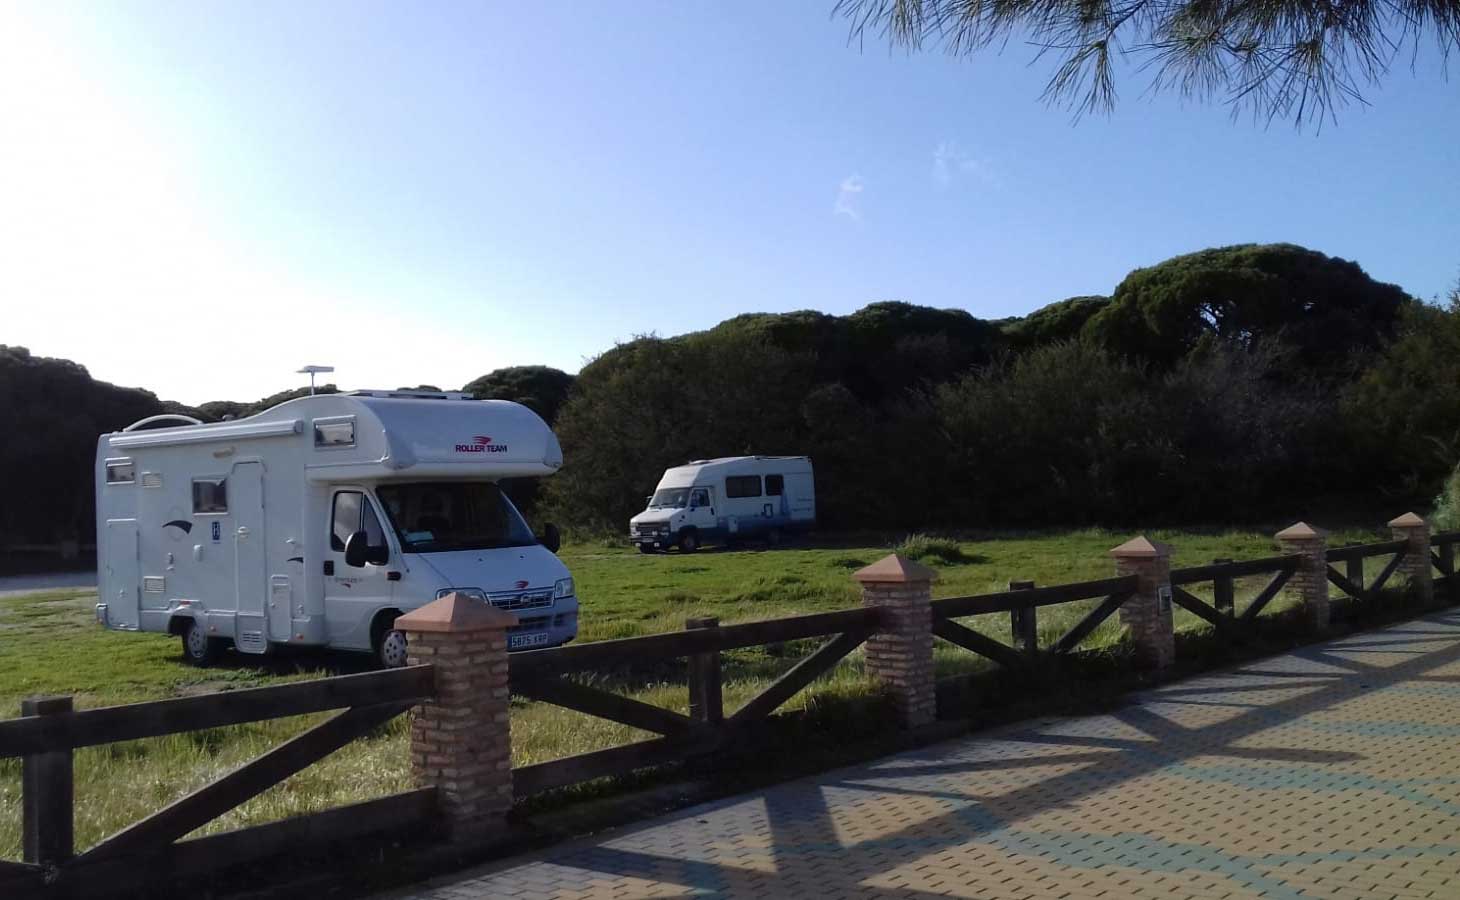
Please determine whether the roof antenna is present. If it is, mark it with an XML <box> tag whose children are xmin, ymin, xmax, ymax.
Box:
<box><xmin>296</xmin><ymin>365</ymin><xmax>335</xmax><ymax>396</ymax></box>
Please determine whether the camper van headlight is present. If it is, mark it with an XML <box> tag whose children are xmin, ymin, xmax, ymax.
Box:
<box><xmin>553</xmin><ymin>577</ymin><xmax>574</xmax><ymax>600</ymax></box>
<box><xmin>436</xmin><ymin>587</ymin><xmax>488</xmax><ymax>603</ymax></box>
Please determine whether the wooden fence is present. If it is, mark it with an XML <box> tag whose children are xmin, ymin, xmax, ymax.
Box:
<box><xmin>0</xmin><ymin>667</ymin><xmax>437</xmax><ymax>897</ymax></box>
<box><xmin>508</xmin><ymin>606</ymin><xmax>881</xmax><ymax>798</ymax></box>
<box><xmin>4</xmin><ymin>518</ymin><xmax>1459</xmax><ymax>897</ymax></box>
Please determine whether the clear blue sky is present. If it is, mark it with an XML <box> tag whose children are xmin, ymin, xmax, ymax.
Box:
<box><xmin>4</xmin><ymin>2</ymin><xmax>1457</xmax><ymax>405</ymax></box>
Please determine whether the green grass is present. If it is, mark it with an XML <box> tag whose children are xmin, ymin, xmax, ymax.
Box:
<box><xmin>0</xmin><ymin>523</ymin><xmax>1390</xmax><ymax>858</ymax></box>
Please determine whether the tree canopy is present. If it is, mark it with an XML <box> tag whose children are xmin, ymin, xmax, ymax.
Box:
<box><xmin>463</xmin><ymin>366</ymin><xmax>576</xmax><ymax>425</ymax></box>
<box><xmin>1083</xmin><ymin>243</ymin><xmax>1409</xmax><ymax>372</ymax></box>
<box><xmin>0</xmin><ymin>242</ymin><xmax>1443</xmax><ymax>548</ymax></box>
<box><xmin>834</xmin><ymin>0</ymin><xmax>1460</xmax><ymax>124</ymax></box>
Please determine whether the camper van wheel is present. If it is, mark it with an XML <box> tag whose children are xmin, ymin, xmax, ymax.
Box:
<box><xmin>372</xmin><ymin>615</ymin><xmax>409</xmax><ymax>669</ymax></box>
<box><xmin>180</xmin><ymin>620</ymin><xmax>219</xmax><ymax>667</ymax></box>
<box><xmin>677</xmin><ymin>529</ymin><xmax>700</xmax><ymax>553</ymax></box>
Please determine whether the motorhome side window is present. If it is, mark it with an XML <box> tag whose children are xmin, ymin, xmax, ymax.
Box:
<box><xmin>192</xmin><ymin>478</ymin><xmax>227</xmax><ymax>514</ymax></box>
<box><xmin>765</xmin><ymin>475</ymin><xmax>784</xmax><ymax>496</ymax></box>
<box><xmin>725</xmin><ymin>475</ymin><xmax>762</xmax><ymax>498</ymax></box>
<box><xmin>105</xmin><ymin>460</ymin><xmax>135</xmax><ymax>484</ymax></box>
<box><xmin>331</xmin><ymin>491</ymin><xmax>385</xmax><ymax>551</ymax></box>
<box><xmin>313</xmin><ymin>417</ymin><xmax>356</xmax><ymax>448</ymax></box>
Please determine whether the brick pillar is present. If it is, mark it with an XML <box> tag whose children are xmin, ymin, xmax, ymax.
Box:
<box><xmin>396</xmin><ymin>593</ymin><xmax>517</xmax><ymax>843</ymax></box>
<box><xmin>1110</xmin><ymin>537</ymin><xmax>1174</xmax><ymax>669</ymax></box>
<box><xmin>1276</xmin><ymin>521</ymin><xmax>1329</xmax><ymax>630</ymax></box>
<box><xmin>854</xmin><ymin>554</ymin><xmax>937</xmax><ymax>729</ymax></box>
<box><xmin>1390</xmin><ymin>511</ymin><xmax>1435</xmax><ymax>606</ymax></box>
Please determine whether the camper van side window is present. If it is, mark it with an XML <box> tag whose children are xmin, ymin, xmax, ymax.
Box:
<box><xmin>725</xmin><ymin>475</ymin><xmax>762</xmax><ymax>499</ymax></box>
<box><xmin>192</xmin><ymin>478</ymin><xmax>227</xmax><ymax>514</ymax></box>
<box><xmin>765</xmin><ymin>475</ymin><xmax>784</xmax><ymax>496</ymax></box>
<box><xmin>313</xmin><ymin>417</ymin><xmax>356</xmax><ymax>448</ymax></box>
<box><xmin>105</xmin><ymin>461</ymin><xmax>136</xmax><ymax>484</ymax></box>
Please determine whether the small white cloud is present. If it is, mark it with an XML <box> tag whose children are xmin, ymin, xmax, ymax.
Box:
<box><xmin>833</xmin><ymin>175</ymin><xmax>865</xmax><ymax>220</ymax></box>
<box><xmin>933</xmin><ymin>141</ymin><xmax>999</xmax><ymax>189</ymax></box>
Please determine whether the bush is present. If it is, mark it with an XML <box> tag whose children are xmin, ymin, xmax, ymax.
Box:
<box><xmin>894</xmin><ymin>533</ymin><xmax>970</xmax><ymax>565</ymax></box>
<box><xmin>1434</xmin><ymin>464</ymin><xmax>1460</xmax><ymax>530</ymax></box>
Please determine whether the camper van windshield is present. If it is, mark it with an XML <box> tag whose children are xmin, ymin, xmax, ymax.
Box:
<box><xmin>648</xmin><ymin>488</ymin><xmax>690</xmax><ymax>509</ymax></box>
<box><xmin>376</xmin><ymin>482</ymin><xmax>537</xmax><ymax>552</ymax></box>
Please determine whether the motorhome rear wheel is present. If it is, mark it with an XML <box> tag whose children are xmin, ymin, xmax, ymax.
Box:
<box><xmin>180</xmin><ymin>619</ymin><xmax>221</xmax><ymax>667</ymax></box>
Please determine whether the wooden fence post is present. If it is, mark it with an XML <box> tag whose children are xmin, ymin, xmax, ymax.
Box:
<box><xmin>686</xmin><ymin>616</ymin><xmax>723</xmax><ymax>725</ymax></box>
<box><xmin>1008</xmin><ymin>580</ymin><xmax>1038</xmax><ymax>658</ymax></box>
<box><xmin>22</xmin><ymin>695</ymin><xmax>74</xmax><ymax>866</ymax></box>
<box><xmin>1390</xmin><ymin>512</ymin><xmax>1434</xmax><ymax>607</ymax></box>
<box><xmin>397</xmin><ymin>594</ymin><xmax>517</xmax><ymax>843</ymax></box>
<box><xmin>855</xmin><ymin>555</ymin><xmax>937</xmax><ymax>729</ymax></box>
<box><xmin>1344</xmin><ymin>544</ymin><xmax>1364</xmax><ymax>594</ymax></box>
<box><xmin>1110</xmin><ymin>537</ymin><xmax>1174</xmax><ymax>669</ymax></box>
<box><xmin>1276</xmin><ymin>522</ymin><xmax>1329</xmax><ymax>630</ymax></box>
<box><xmin>1212</xmin><ymin>559</ymin><xmax>1235</xmax><ymax>618</ymax></box>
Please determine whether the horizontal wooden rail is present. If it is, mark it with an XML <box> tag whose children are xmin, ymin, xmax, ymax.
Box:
<box><xmin>1325</xmin><ymin>540</ymin><xmax>1407</xmax><ymax>562</ymax></box>
<box><xmin>931</xmin><ymin>575</ymin><xmax>1138</xmax><ymax>619</ymax></box>
<box><xmin>78</xmin><ymin>701</ymin><xmax>415</xmax><ymax>862</ymax></box>
<box><xmin>0</xmin><ymin>666</ymin><xmax>435</xmax><ymax>758</ymax></box>
<box><xmin>514</xmin><ymin>730</ymin><xmax>722</xmax><ymax>799</ymax></box>
<box><xmin>1432</xmin><ymin>531</ymin><xmax>1460</xmax><ymax>547</ymax></box>
<box><xmin>0</xmin><ymin>789</ymin><xmax>438</xmax><ymax>897</ymax></box>
<box><xmin>510</xmin><ymin>607</ymin><xmax>881</xmax><ymax>676</ymax></box>
<box><xmin>1170</xmin><ymin>554</ymin><xmax>1300</xmax><ymax>585</ymax></box>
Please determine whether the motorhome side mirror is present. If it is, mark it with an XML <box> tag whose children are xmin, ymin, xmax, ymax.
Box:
<box><xmin>367</xmin><ymin>542</ymin><xmax>389</xmax><ymax>566</ymax></box>
<box><xmin>344</xmin><ymin>531</ymin><xmax>369</xmax><ymax>568</ymax></box>
<box><xmin>540</xmin><ymin>522</ymin><xmax>562</xmax><ymax>554</ymax></box>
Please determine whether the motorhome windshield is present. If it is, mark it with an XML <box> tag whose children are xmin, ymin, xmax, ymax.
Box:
<box><xmin>376</xmin><ymin>482</ymin><xmax>536</xmax><ymax>552</ymax></box>
<box><xmin>648</xmin><ymin>488</ymin><xmax>690</xmax><ymax>509</ymax></box>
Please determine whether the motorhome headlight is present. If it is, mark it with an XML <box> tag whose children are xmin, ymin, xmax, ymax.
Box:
<box><xmin>553</xmin><ymin>577</ymin><xmax>574</xmax><ymax>600</ymax></box>
<box><xmin>436</xmin><ymin>587</ymin><xmax>488</xmax><ymax>603</ymax></box>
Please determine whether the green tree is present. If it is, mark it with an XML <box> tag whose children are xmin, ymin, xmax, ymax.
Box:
<box><xmin>1344</xmin><ymin>287</ymin><xmax>1460</xmax><ymax>495</ymax></box>
<box><xmin>462</xmin><ymin>366</ymin><xmax>575</xmax><ymax>424</ymax></box>
<box><xmin>1001</xmin><ymin>296</ymin><xmax>1110</xmax><ymax>349</ymax></box>
<box><xmin>0</xmin><ymin>346</ymin><xmax>165</xmax><ymax>545</ymax></box>
<box><xmin>1083</xmin><ymin>243</ymin><xmax>1409</xmax><ymax>374</ymax></box>
<box><xmin>834</xmin><ymin>0</ymin><xmax>1460</xmax><ymax>124</ymax></box>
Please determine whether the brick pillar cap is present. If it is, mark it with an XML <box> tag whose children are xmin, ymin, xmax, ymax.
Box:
<box><xmin>1109</xmin><ymin>536</ymin><xmax>1171</xmax><ymax>559</ymax></box>
<box><xmin>1388</xmin><ymin>511</ymin><xmax>1427</xmax><ymax>528</ymax></box>
<box><xmin>395</xmin><ymin>593</ymin><xmax>518</xmax><ymax>633</ymax></box>
<box><xmin>854</xmin><ymin>554</ymin><xmax>938</xmax><ymax>584</ymax></box>
<box><xmin>1275</xmin><ymin>521</ymin><xmax>1327</xmax><ymax>540</ymax></box>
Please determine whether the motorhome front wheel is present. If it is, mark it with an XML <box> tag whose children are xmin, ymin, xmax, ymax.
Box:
<box><xmin>376</xmin><ymin>628</ymin><xmax>409</xmax><ymax>668</ymax></box>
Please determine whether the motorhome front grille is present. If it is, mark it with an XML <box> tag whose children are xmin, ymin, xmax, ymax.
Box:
<box><xmin>487</xmin><ymin>589</ymin><xmax>553</xmax><ymax>612</ymax></box>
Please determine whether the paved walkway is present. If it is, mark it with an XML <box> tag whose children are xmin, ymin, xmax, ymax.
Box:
<box><xmin>383</xmin><ymin>611</ymin><xmax>1460</xmax><ymax>899</ymax></box>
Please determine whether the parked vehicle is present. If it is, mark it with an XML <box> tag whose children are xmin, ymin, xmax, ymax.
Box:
<box><xmin>94</xmin><ymin>390</ymin><xmax>577</xmax><ymax>667</ymax></box>
<box><xmin>628</xmin><ymin>456</ymin><xmax>815</xmax><ymax>552</ymax></box>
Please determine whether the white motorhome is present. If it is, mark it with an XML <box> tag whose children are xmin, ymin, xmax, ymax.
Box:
<box><xmin>628</xmin><ymin>456</ymin><xmax>814</xmax><ymax>552</ymax></box>
<box><xmin>94</xmin><ymin>390</ymin><xmax>578</xmax><ymax>667</ymax></box>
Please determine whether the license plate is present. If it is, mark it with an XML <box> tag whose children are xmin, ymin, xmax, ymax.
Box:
<box><xmin>509</xmin><ymin>632</ymin><xmax>550</xmax><ymax>649</ymax></box>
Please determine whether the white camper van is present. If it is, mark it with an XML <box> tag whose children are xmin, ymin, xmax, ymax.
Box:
<box><xmin>94</xmin><ymin>390</ymin><xmax>578</xmax><ymax>667</ymax></box>
<box><xmin>628</xmin><ymin>456</ymin><xmax>814</xmax><ymax>552</ymax></box>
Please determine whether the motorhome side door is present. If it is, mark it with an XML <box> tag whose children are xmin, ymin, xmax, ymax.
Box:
<box><xmin>322</xmin><ymin>489</ymin><xmax>393</xmax><ymax>649</ymax></box>
<box><xmin>102</xmin><ymin>519</ymin><xmax>141</xmax><ymax>630</ymax></box>
<box><xmin>686</xmin><ymin>486</ymin><xmax>716</xmax><ymax>533</ymax></box>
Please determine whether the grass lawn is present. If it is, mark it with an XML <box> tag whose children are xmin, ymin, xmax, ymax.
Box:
<box><xmin>0</xmin><ymin>523</ymin><xmax>1387</xmax><ymax>858</ymax></box>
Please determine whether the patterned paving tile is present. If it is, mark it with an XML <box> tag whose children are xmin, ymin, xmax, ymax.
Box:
<box><xmin>377</xmin><ymin>610</ymin><xmax>1460</xmax><ymax>899</ymax></box>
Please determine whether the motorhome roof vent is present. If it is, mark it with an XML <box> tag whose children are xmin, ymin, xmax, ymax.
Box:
<box><xmin>345</xmin><ymin>390</ymin><xmax>473</xmax><ymax>401</ymax></box>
